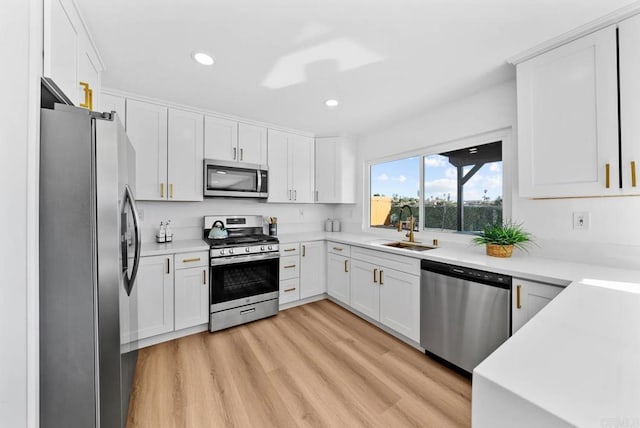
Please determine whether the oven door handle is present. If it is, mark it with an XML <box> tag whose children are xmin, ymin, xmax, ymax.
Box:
<box><xmin>210</xmin><ymin>252</ymin><xmax>280</xmax><ymax>266</ymax></box>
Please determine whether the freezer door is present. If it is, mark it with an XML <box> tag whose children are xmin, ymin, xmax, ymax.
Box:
<box><xmin>420</xmin><ymin>270</ymin><xmax>510</xmax><ymax>373</ymax></box>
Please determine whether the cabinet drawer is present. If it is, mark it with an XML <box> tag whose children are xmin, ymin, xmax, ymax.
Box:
<box><xmin>279</xmin><ymin>278</ymin><xmax>300</xmax><ymax>304</ymax></box>
<box><xmin>279</xmin><ymin>243</ymin><xmax>300</xmax><ymax>256</ymax></box>
<box><xmin>351</xmin><ymin>246</ymin><xmax>420</xmax><ymax>276</ymax></box>
<box><xmin>280</xmin><ymin>255</ymin><xmax>300</xmax><ymax>280</ymax></box>
<box><xmin>175</xmin><ymin>251</ymin><xmax>208</xmax><ymax>270</ymax></box>
<box><xmin>327</xmin><ymin>241</ymin><xmax>351</xmax><ymax>257</ymax></box>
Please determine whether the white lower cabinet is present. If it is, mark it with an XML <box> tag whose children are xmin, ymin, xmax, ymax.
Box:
<box><xmin>174</xmin><ymin>256</ymin><xmax>209</xmax><ymax>330</ymax></box>
<box><xmin>350</xmin><ymin>259</ymin><xmax>380</xmax><ymax>319</ymax></box>
<box><xmin>300</xmin><ymin>241</ymin><xmax>326</xmax><ymax>299</ymax></box>
<box><xmin>512</xmin><ymin>278</ymin><xmax>563</xmax><ymax>333</ymax></box>
<box><xmin>122</xmin><ymin>255</ymin><xmax>174</xmax><ymax>343</ymax></box>
<box><xmin>327</xmin><ymin>251</ymin><xmax>351</xmax><ymax>305</ymax></box>
<box><xmin>280</xmin><ymin>278</ymin><xmax>300</xmax><ymax>305</ymax></box>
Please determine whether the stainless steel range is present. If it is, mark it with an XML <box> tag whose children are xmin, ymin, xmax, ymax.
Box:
<box><xmin>204</xmin><ymin>215</ymin><xmax>280</xmax><ymax>332</ymax></box>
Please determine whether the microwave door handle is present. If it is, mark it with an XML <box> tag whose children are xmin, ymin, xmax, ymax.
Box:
<box><xmin>257</xmin><ymin>169</ymin><xmax>262</xmax><ymax>193</ymax></box>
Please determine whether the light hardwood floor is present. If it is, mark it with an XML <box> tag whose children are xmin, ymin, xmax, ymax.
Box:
<box><xmin>126</xmin><ymin>299</ymin><xmax>471</xmax><ymax>428</ymax></box>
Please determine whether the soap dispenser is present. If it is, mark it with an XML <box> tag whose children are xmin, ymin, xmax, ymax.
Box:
<box><xmin>165</xmin><ymin>220</ymin><xmax>173</xmax><ymax>242</ymax></box>
<box><xmin>156</xmin><ymin>221</ymin><xmax>166</xmax><ymax>243</ymax></box>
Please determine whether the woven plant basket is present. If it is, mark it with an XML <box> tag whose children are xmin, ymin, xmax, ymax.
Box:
<box><xmin>486</xmin><ymin>243</ymin><xmax>513</xmax><ymax>258</ymax></box>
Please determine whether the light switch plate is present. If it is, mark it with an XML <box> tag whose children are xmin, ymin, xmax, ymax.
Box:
<box><xmin>573</xmin><ymin>212</ymin><xmax>589</xmax><ymax>230</ymax></box>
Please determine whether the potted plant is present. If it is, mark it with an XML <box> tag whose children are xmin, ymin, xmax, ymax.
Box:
<box><xmin>472</xmin><ymin>221</ymin><xmax>533</xmax><ymax>258</ymax></box>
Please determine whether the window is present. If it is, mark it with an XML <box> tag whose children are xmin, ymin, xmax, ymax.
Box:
<box><xmin>369</xmin><ymin>141</ymin><xmax>503</xmax><ymax>233</ymax></box>
<box><xmin>370</xmin><ymin>156</ymin><xmax>420</xmax><ymax>229</ymax></box>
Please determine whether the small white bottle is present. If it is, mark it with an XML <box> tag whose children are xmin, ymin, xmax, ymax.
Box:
<box><xmin>157</xmin><ymin>221</ymin><xmax>166</xmax><ymax>243</ymax></box>
<box><xmin>165</xmin><ymin>220</ymin><xmax>173</xmax><ymax>242</ymax></box>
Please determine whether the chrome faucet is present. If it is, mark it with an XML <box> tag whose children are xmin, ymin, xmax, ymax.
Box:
<box><xmin>397</xmin><ymin>205</ymin><xmax>416</xmax><ymax>243</ymax></box>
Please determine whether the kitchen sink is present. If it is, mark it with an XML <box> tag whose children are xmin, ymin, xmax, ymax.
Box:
<box><xmin>381</xmin><ymin>241</ymin><xmax>436</xmax><ymax>252</ymax></box>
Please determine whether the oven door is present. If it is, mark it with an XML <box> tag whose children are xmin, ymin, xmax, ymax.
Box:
<box><xmin>210</xmin><ymin>252</ymin><xmax>279</xmax><ymax>311</ymax></box>
<box><xmin>204</xmin><ymin>159</ymin><xmax>268</xmax><ymax>198</ymax></box>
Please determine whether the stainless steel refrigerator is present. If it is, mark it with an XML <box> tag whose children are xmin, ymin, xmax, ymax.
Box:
<box><xmin>40</xmin><ymin>104</ymin><xmax>141</xmax><ymax>427</ymax></box>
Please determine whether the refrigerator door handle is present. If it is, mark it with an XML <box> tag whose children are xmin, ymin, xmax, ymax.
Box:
<box><xmin>123</xmin><ymin>184</ymin><xmax>141</xmax><ymax>295</ymax></box>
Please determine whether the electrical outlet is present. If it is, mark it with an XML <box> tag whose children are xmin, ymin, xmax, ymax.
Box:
<box><xmin>573</xmin><ymin>212</ymin><xmax>589</xmax><ymax>230</ymax></box>
<box><xmin>299</xmin><ymin>209</ymin><xmax>304</xmax><ymax>218</ymax></box>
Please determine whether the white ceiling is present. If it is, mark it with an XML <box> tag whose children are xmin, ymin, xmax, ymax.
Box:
<box><xmin>76</xmin><ymin>0</ymin><xmax>636</xmax><ymax>136</ymax></box>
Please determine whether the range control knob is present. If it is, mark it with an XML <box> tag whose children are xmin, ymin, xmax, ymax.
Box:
<box><xmin>229</xmin><ymin>248</ymin><xmax>234</xmax><ymax>255</ymax></box>
<box><xmin>245</xmin><ymin>247</ymin><xmax>250</xmax><ymax>253</ymax></box>
<box><xmin>260</xmin><ymin>246</ymin><xmax>265</xmax><ymax>251</ymax></box>
<box><xmin>267</xmin><ymin>245</ymin><xmax>273</xmax><ymax>251</ymax></box>
<box><xmin>219</xmin><ymin>249</ymin><xmax>225</xmax><ymax>256</ymax></box>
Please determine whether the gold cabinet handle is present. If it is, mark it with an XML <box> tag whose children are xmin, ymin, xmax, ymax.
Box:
<box><xmin>284</xmin><ymin>264</ymin><xmax>296</xmax><ymax>269</ymax></box>
<box><xmin>373</xmin><ymin>268</ymin><xmax>378</xmax><ymax>283</ymax></box>
<box><xmin>632</xmin><ymin>161</ymin><xmax>637</xmax><ymax>187</ymax></box>
<box><xmin>344</xmin><ymin>260</ymin><xmax>348</xmax><ymax>273</ymax></box>
<box><xmin>284</xmin><ymin>287</ymin><xmax>296</xmax><ymax>293</ymax></box>
<box><xmin>302</xmin><ymin>245</ymin><xmax>306</xmax><ymax>257</ymax></box>
<box><xmin>169</xmin><ymin>183</ymin><xmax>174</xmax><ymax>198</ymax></box>
<box><xmin>516</xmin><ymin>285</ymin><xmax>522</xmax><ymax>309</ymax></box>
<box><xmin>379</xmin><ymin>270</ymin><xmax>384</xmax><ymax>285</ymax></box>
<box><xmin>166</xmin><ymin>258</ymin><xmax>171</xmax><ymax>274</ymax></box>
<box><xmin>283</xmin><ymin>248</ymin><xmax>296</xmax><ymax>252</ymax></box>
<box><xmin>605</xmin><ymin>163</ymin><xmax>610</xmax><ymax>189</ymax></box>
<box><xmin>182</xmin><ymin>257</ymin><xmax>201</xmax><ymax>263</ymax></box>
<box><xmin>240</xmin><ymin>148</ymin><xmax>244</xmax><ymax>161</ymax></box>
<box><xmin>233</xmin><ymin>147</ymin><xmax>237</xmax><ymax>160</ymax></box>
<box><xmin>202</xmin><ymin>270</ymin><xmax>206</xmax><ymax>285</ymax></box>
<box><xmin>160</xmin><ymin>182</ymin><xmax>165</xmax><ymax>198</ymax></box>
<box><xmin>333</xmin><ymin>247</ymin><xmax>343</xmax><ymax>252</ymax></box>
<box><xmin>79</xmin><ymin>81</ymin><xmax>93</xmax><ymax>110</ymax></box>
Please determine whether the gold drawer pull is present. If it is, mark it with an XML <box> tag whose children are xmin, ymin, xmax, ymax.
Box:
<box><xmin>302</xmin><ymin>245</ymin><xmax>306</xmax><ymax>257</ymax></box>
<box><xmin>202</xmin><ymin>270</ymin><xmax>206</xmax><ymax>285</ymax></box>
<box><xmin>516</xmin><ymin>285</ymin><xmax>522</xmax><ymax>309</ymax></box>
<box><xmin>632</xmin><ymin>161</ymin><xmax>637</xmax><ymax>187</ymax></box>
<box><xmin>373</xmin><ymin>268</ymin><xmax>378</xmax><ymax>283</ymax></box>
<box><xmin>284</xmin><ymin>264</ymin><xmax>296</xmax><ymax>269</ymax></box>
<box><xmin>379</xmin><ymin>270</ymin><xmax>384</xmax><ymax>285</ymax></box>
<box><xmin>284</xmin><ymin>287</ymin><xmax>296</xmax><ymax>292</ymax></box>
<box><xmin>183</xmin><ymin>257</ymin><xmax>201</xmax><ymax>263</ymax></box>
<box><xmin>283</xmin><ymin>248</ymin><xmax>296</xmax><ymax>252</ymax></box>
<box><xmin>344</xmin><ymin>260</ymin><xmax>348</xmax><ymax>273</ymax></box>
<box><xmin>333</xmin><ymin>247</ymin><xmax>343</xmax><ymax>251</ymax></box>
<box><xmin>160</xmin><ymin>182</ymin><xmax>165</xmax><ymax>198</ymax></box>
<box><xmin>169</xmin><ymin>183</ymin><xmax>174</xmax><ymax>198</ymax></box>
<box><xmin>605</xmin><ymin>163</ymin><xmax>610</xmax><ymax>189</ymax></box>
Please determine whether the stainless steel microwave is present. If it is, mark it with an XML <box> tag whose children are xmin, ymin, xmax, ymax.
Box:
<box><xmin>203</xmin><ymin>159</ymin><xmax>268</xmax><ymax>198</ymax></box>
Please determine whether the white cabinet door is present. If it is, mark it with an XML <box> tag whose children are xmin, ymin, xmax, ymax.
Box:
<box><xmin>349</xmin><ymin>259</ymin><xmax>379</xmax><ymax>320</ymax></box>
<box><xmin>290</xmin><ymin>135</ymin><xmax>315</xmax><ymax>203</ymax></box>
<box><xmin>126</xmin><ymin>99</ymin><xmax>168</xmax><ymax>200</ymax></box>
<box><xmin>379</xmin><ymin>267</ymin><xmax>420</xmax><ymax>342</ymax></box>
<box><xmin>76</xmin><ymin>33</ymin><xmax>101</xmax><ymax>110</ymax></box>
<box><xmin>44</xmin><ymin>0</ymin><xmax>79</xmax><ymax>105</ymax></box>
<box><xmin>619</xmin><ymin>15</ymin><xmax>640</xmax><ymax>195</ymax></box>
<box><xmin>267</xmin><ymin>129</ymin><xmax>291</xmax><ymax>202</ymax></box>
<box><xmin>517</xmin><ymin>26</ymin><xmax>619</xmax><ymax>198</ymax></box>
<box><xmin>238</xmin><ymin>123</ymin><xmax>267</xmax><ymax>165</ymax></box>
<box><xmin>204</xmin><ymin>116</ymin><xmax>238</xmax><ymax>162</ymax></box>
<box><xmin>512</xmin><ymin>278</ymin><xmax>563</xmax><ymax>333</ymax></box>
<box><xmin>100</xmin><ymin>93</ymin><xmax>126</xmax><ymax>127</ymax></box>
<box><xmin>315</xmin><ymin>137</ymin><xmax>356</xmax><ymax>203</ymax></box>
<box><xmin>327</xmin><ymin>253</ymin><xmax>350</xmax><ymax>305</ymax></box>
<box><xmin>300</xmin><ymin>241</ymin><xmax>326</xmax><ymax>299</ymax></box>
<box><xmin>123</xmin><ymin>255</ymin><xmax>174</xmax><ymax>342</ymax></box>
<box><xmin>167</xmin><ymin>108</ymin><xmax>204</xmax><ymax>201</ymax></box>
<box><xmin>280</xmin><ymin>278</ymin><xmax>300</xmax><ymax>305</ymax></box>
<box><xmin>279</xmin><ymin>255</ymin><xmax>300</xmax><ymax>281</ymax></box>
<box><xmin>174</xmin><ymin>266</ymin><xmax>209</xmax><ymax>330</ymax></box>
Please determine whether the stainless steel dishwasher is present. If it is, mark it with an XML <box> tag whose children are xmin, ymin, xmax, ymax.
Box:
<box><xmin>420</xmin><ymin>259</ymin><xmax>511</xmax><ymax>374</ymax></box>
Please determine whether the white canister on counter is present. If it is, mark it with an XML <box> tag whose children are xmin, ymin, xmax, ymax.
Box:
<box><xmin>332</xmin><ymin>219</ymin><xmax>341</xmax><ymax>232</ymax></box>
<box><xmin>325</xmin><ymin>219</ymin><xmax>333</xmax><ymax>232</ymax></box>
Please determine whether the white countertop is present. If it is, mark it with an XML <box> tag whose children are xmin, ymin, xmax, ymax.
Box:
<box><xmin>277</xmin><ymin>231</ymin><xmax>640</xmax><ymax>286</ymax></box>
<box><xmin>472</xmin><ymin>278</ymin><xmax>640</xmax><ymax>427</ymax></box>
<box><xmin>141</xmin><ymin>239</ymin><xmax>209</xmax><ymax>257</ymax></box>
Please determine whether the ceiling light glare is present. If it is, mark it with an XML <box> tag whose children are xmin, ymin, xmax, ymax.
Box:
<box><xmin>324</xmin><ymin>99</ymin><xmax>339</xmax><ymax>107</ymax></box>
<box><xmin>192</xmin><ymin>52</ymin><xmax>215</xmax><ymax>66</ymax></box>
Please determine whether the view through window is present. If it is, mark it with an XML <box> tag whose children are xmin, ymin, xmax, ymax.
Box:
<box><xmin>370</xmin><ymin>141</ymin><xmax>503</xmax><ymax>233</ymax></box>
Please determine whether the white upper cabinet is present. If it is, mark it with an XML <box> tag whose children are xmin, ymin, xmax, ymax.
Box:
<box><xmin>204</xmin><ymin>116</ymin><xmax>238</xmax><ymax>162</ymax></box>
<box><xmin>44</xmin><ymin>0</ymin><xmax>103</xmax><ymax>109</ymax></box>
<box><xmin>517</xmin><ymin>26</ymin><xmax>619</xmax><ymax>198</ymax></box>
<box><xmin>126</xmin><ymin>99</ymin><xmax>168</xmax><ymax>201</ymax></box>
<box><xmin>238</xmin><ymin>123</ymin><xmax>268</xmax><ymax>165</ymax></box>
<box><xmin>315</xmin><ymin>137</ymin><xmax>356</xmax><ymax>203</ymax></box>
<box><xmin>267</xmin><ymin>129</ymin><xmax>315</xmax><ymax>203</ymax></box>
<box><xmin>168</xmin><ymin>108</ymin><xmax>204</xmax><ymax>201</ymax></box>
<box><xmin>619</xmin><ymin>14</ymin><xmax>640</xmax><ymax>195</ymax></box>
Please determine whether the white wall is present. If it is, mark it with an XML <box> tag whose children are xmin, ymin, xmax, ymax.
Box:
<box><xmin>138</xmin><ymin>200</ymin><xmax>335</xmax><ymax>242</ymax></box>
<box><xmin>339</xmin><ymin>79</ymin><xmax>640</xmax><ymax>268</ymax></box>
<box><xmin>0</xmin><ymin>0</ymin><xmax>41</xmax><ymax>426</ymax></box>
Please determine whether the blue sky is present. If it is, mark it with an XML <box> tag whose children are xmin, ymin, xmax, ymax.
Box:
<box><xmin>371</xmin><ymin>155</ymin><xmax>502</xmax><ymax>202</ymax></box>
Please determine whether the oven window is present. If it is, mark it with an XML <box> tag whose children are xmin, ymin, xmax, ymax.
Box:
<box><xmin>206</xmin><ymin>166</ymin><xmax>257</xmax><ymax>192</ymax></box>
<box><xmin>211</xmin><ymin>258</ymin><xmax>279</xmax><ymax>303</ymax></box>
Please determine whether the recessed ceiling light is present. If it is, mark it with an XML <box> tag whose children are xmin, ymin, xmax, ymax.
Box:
<box><xmin>324</xmin><ymin>99</ymin><xmax>339</xmax><ymax>107</ymax></box>
<box><xmin>192</xmin><ymin>51</ymin><xmax>215</xmax><ymax>66</ymax></box>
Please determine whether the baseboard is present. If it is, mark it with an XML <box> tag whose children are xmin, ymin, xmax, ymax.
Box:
<box><xmin>279</xmin><ymin>293</ymin><xmax>327</xmax><ymax>310</ymax></box>
<box><xmin>121</xmin><ymin>323</ymin><xmax>209</xmax><ymax>352</ymax></box>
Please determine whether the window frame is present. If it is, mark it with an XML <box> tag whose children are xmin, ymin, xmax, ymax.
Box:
<box><xmin>365</xmin><ymin>128</ymin><xmax>513</xmax><ymax>237</ymax></box>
